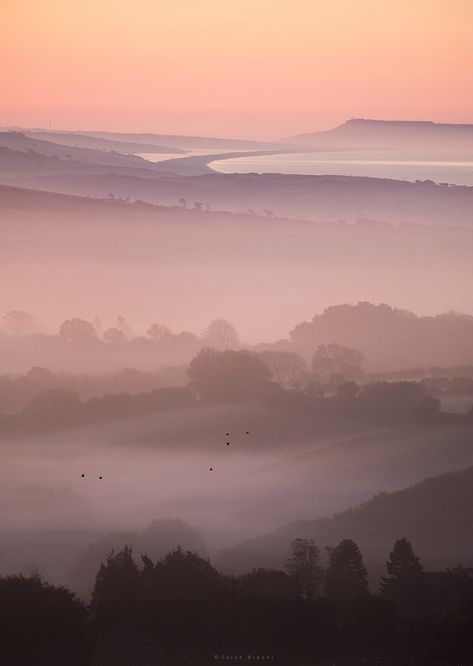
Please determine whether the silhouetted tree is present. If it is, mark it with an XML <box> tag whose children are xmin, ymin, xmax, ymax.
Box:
<box><xmin>59</xmin><ymin>317</ymin><xmax>99</xmax><ymax>344</ymax></box>
<box><xmin>325</xmin><ymin>539</ymin><xmax>369</xmax><ymax>606</ymax></box>
<box><xmin>380</xmin><ymin>537</ymin><xmax>424</xmax><ymax>602</ymax></box>
<box><xmin>357</xmin><ymin>381</ymin><xmax>440</xmax><ymax>423</ymax></box>
<box><xmin>69</xmin><ymin>519</ymin><xmax>207</xmax><ymax>601</ymax></box>
<box><xmin>102</xmin><ymin>327</ymin><xmax>127</xmax><ymax>344</ymax></box>
<box><xmin>259</xmin><ymin>351</ymin><xmax>307</xmax><ymax>389</ymax></box>
<box><xmin>239</xmin><ymin>568</ymin><xmax>299</xmax><ymax>602</ymax></box>
<box><xmin>0</xmin><ymin>574</ymin><xmax>88</xmax><ymax>665</ymax></box>
<box><xmin>116</xmin><ymin>315</ymin><xmax>134</xmax><ymax>339</ymax></box>
<box><xmin>146</xmin><ymin>322</ymin><xmax>173</xmax><ymax>343</ymax></box>
<box><xmin>290</xmin><ymin>320</ymin><xmax>318</xmax><ymax>352</ymax></box>
<box><xmin>203</xmin><ymin>318</ymin><xmax>240</xmax><ymax>350</ymax></box>
<box><xmin>312</xmin><ymin>343</ymin><xmax>365</xmax><ymax>384</ymax></box>
<box><xmin>22</xmin><ymin>389</ymin><xmax>84</xmax><ymax>427</ymax></box>
<box><xmin>2</xmin><ymin>309</ymin><xmax>39</xmax><ymax>335</ymax></box>
<box><xmin>93</xmin><ymin>316</ymin><xmax>103</xmax><ymax>336</ymax></box>
<box><xmin>25</xmin><ymin>365</ymin><xmax>55</xmax><ymax>381</ymax></box>
<box><xmin>91</xmin><ymin>545</ymin><xmax>141</xmax><ymax>628</ymax></box>
<box><xmin>286</xmin><ymin>538</ymin><xmax>323</xmax><ymax>600</ymax></box>
<box><xmin>141</xmin><ymin>547</ymin><xmax>226</xmax><ymax>652</ymax></box>
<box><xmin>187</xmin><ymin>348</ymin><xmax>271</xmax><ymax>400</ymax></box>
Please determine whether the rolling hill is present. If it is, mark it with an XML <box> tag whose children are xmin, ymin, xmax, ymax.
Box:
<box><xmin>218</xmin><ymin>464</ymin><xmax>473</xmax><ymax>585</ymax></box>
<box><xmin>23</xmin><ymin>131</ymin><xmax>184</xmax><ymax>155</ymax></box>
<box><xmin>0</xmin><ymin>132</ymin><xmax>159</xmax><ymax>170</ymax></box>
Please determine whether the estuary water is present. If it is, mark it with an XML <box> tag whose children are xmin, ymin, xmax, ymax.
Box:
<box><xmin>210</xmin><ymin>150</ymin><xmax>473</xmax><ymax>186</ymax></box>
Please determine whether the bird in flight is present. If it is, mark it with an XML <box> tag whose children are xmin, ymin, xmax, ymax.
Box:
<box><xmin>99</xmin><ymin>476</ymin><xmax>103</xmax><ymax>480</ymax></box>
<box><xmin>209</xmin><ymin>467</ymin><xmax>213</xmax><ymax>471</ymax></box>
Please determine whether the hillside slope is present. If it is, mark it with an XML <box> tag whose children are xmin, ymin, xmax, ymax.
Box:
<box><xmin>218</xmin><ymin>464</ymin><xmax>473</xmax><ymax>582</ymax></box>
<box><xmin>0</xmin><ymin>132</ymin><xmax>158</xmax><ymax>170</ymax></box>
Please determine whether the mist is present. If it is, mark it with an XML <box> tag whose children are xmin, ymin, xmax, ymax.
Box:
<box><xmin>2</xmin><ymin>186</ymin><xmax>473</xmax><ymax>349</ymax></box>
<box><xmin>1</xmin><ymin>119</ymin><xmax>473</xmax><ymax>664</ymax></box>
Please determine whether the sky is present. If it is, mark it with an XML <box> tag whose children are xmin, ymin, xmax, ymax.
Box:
<box><xmin>1</xmin><ymin>0</ymin><xmax>472</xmax><ymax>139</ymax></box>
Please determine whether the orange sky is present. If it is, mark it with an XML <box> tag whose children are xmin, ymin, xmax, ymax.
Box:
<box><xmin>1</xmin><ymin>0</ymin><xmax>472</xmax><ymax>139</ymax></box>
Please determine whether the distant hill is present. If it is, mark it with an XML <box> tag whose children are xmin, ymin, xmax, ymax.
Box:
<box><xmin>0</xmin><ymin>132</ymin><xmax>159</xmax><ymax>170</ymax></box>
<box><xmin>81</xmin><ymin>130</ymin><xmax>289</xmax><ymax>151</ymax></box>
<box><xmin>6</xmin><ymin>168</ymin><xmax>473</xmax><ymax>228</ymax></box>
<box><xmin>23</xmin><ymin>131</ymin><xmax>184</xmax><ymax>155</ymax></box>
<box><xmin>218</xmin><ymin>465</ymin><xmax>473</xmax><ymax>584</ymax></box>
<box><xmin>287</xmin><ymin>118</ymin><xmax>473</xmax><ymax>150</ymax></box>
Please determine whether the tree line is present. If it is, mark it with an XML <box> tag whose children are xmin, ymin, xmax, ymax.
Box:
<box><xmin>4</xmin><ymin>301</ymin><xmax>473</xmax><ymax>374</ymax></box>
<box><xmin>2</xmin><ymin>537</ymin><xmax>472</xmax><ymax>665</ymax></box>
<box><xmin>2</xmin><ymin>346</ymin><xmax>469</xmax><ymax>436</ymax></box>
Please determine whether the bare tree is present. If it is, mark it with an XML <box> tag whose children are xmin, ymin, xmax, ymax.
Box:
<box><xmin>286</xmin><ymin>538</ymin><xmax>323</xmax><ymax>600</ymax></box>
<box><xmin>259</xmin><ymin>351</ymin><xmax>307</xmax><ymax>389</ymax></box>
<box><xmin>312</xmin><ymin>343</ymin><xmax>365</xmax><ymax>384</ymax></box>
<box><xmin>3</xmin><ymin>310</ymin><xmax>39</xmax><ymax>336</ymax></box>
<box><xmin>203</xmin><ymin>319</ymin><xmax>240</xmax><ymax>350</ymax></box>
<box><xmin>146</xmin><ymin>323</ymin><xmax>173</xmax><ymax>343</ymax></box>
<box><xmin>103</xmin><ymin>328</ymin><xmax>127</xmax><ymax>345</ymax></box>
<box><xmin>116</xmin><ymin>315</ymin><xmax>134</xmax><ymax>339</ymax></box>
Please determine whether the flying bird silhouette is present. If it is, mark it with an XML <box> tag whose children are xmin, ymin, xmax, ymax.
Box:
<box><xmin>81</xmin><ymin>473</ymin><xmax>85</xmax><ymax>478</ymax></box>
<box><xmin>99</xmin><ymin>476</ymin><xmax>103</xmax><ymax>480</ymax></box>
<box><xmin>209</xmin><ymin>467</ymin><xmax>213</xmax><ymax>471</ymax></box>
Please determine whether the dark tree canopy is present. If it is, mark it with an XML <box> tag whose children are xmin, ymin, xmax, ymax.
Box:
<box><xmin>386</xmin><ymin>537</ymin><xmax>423</xmax><ymax>579</ymax></box>
<box><xmin>91</xmin><ymin>545</ymin><xmax>141</xmax><ymax>628</ymax></box>
<box><xmin>238</xmin><ymin>568</ymin><xmax>299</xmax><ymax>602</ymax></box>
<box><xmin>356</xmin><ymin>381</ymin><xmax>439</xmax><ymax>422</ymax></box>
<box><xmin>102</xmin><ymin>326</ymin><xmax>128</xmax><ymax>345</ymax></box>
<box><xmin>380</xmin><ymin>537</ymin><xmax>424</xmax><ymax>601</ymax></box>
<box><xmin>59</xmin><ymin>317</ymin><xmax>99</xmax><ymax>344</ymax></box>
<box><xmin>186</xmin><ymin>347</ymin><xmax>272</xmax><ymax>400</ymax></box>
<box><xmin>325</xmin><ymin>539</ymin><xmax>369</xmax><ymax>606</ymax></box>
<box><xmin>22</xmin><ymin>388</ymin><xmax>84</xmax><ymax>427</ymax></box>
<box><xmin>286</xmin><ymin>538</ymin><xmax>323</xmax><ymax>600</ymax></box>
<box><xmin>0</xmin><ymin>574</ymin><xmax>88</xmax><ymax>665</ymax></box>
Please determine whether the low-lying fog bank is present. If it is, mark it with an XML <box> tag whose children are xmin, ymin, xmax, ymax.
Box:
<box><xmin>1</xmin><ymin>399</ymin><xmax>472</xmax><ymax>596</ymax></box>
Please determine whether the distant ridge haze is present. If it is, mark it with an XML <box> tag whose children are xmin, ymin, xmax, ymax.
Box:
<box><xmin>4</xmin><ymin>119</ymin><xmax>473</xmax><ymax>152</ymax></box>
<box><xmin>287</xmin><ymin>118</ymin><xmax>473</xmax><ymax>150</ymax></box>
